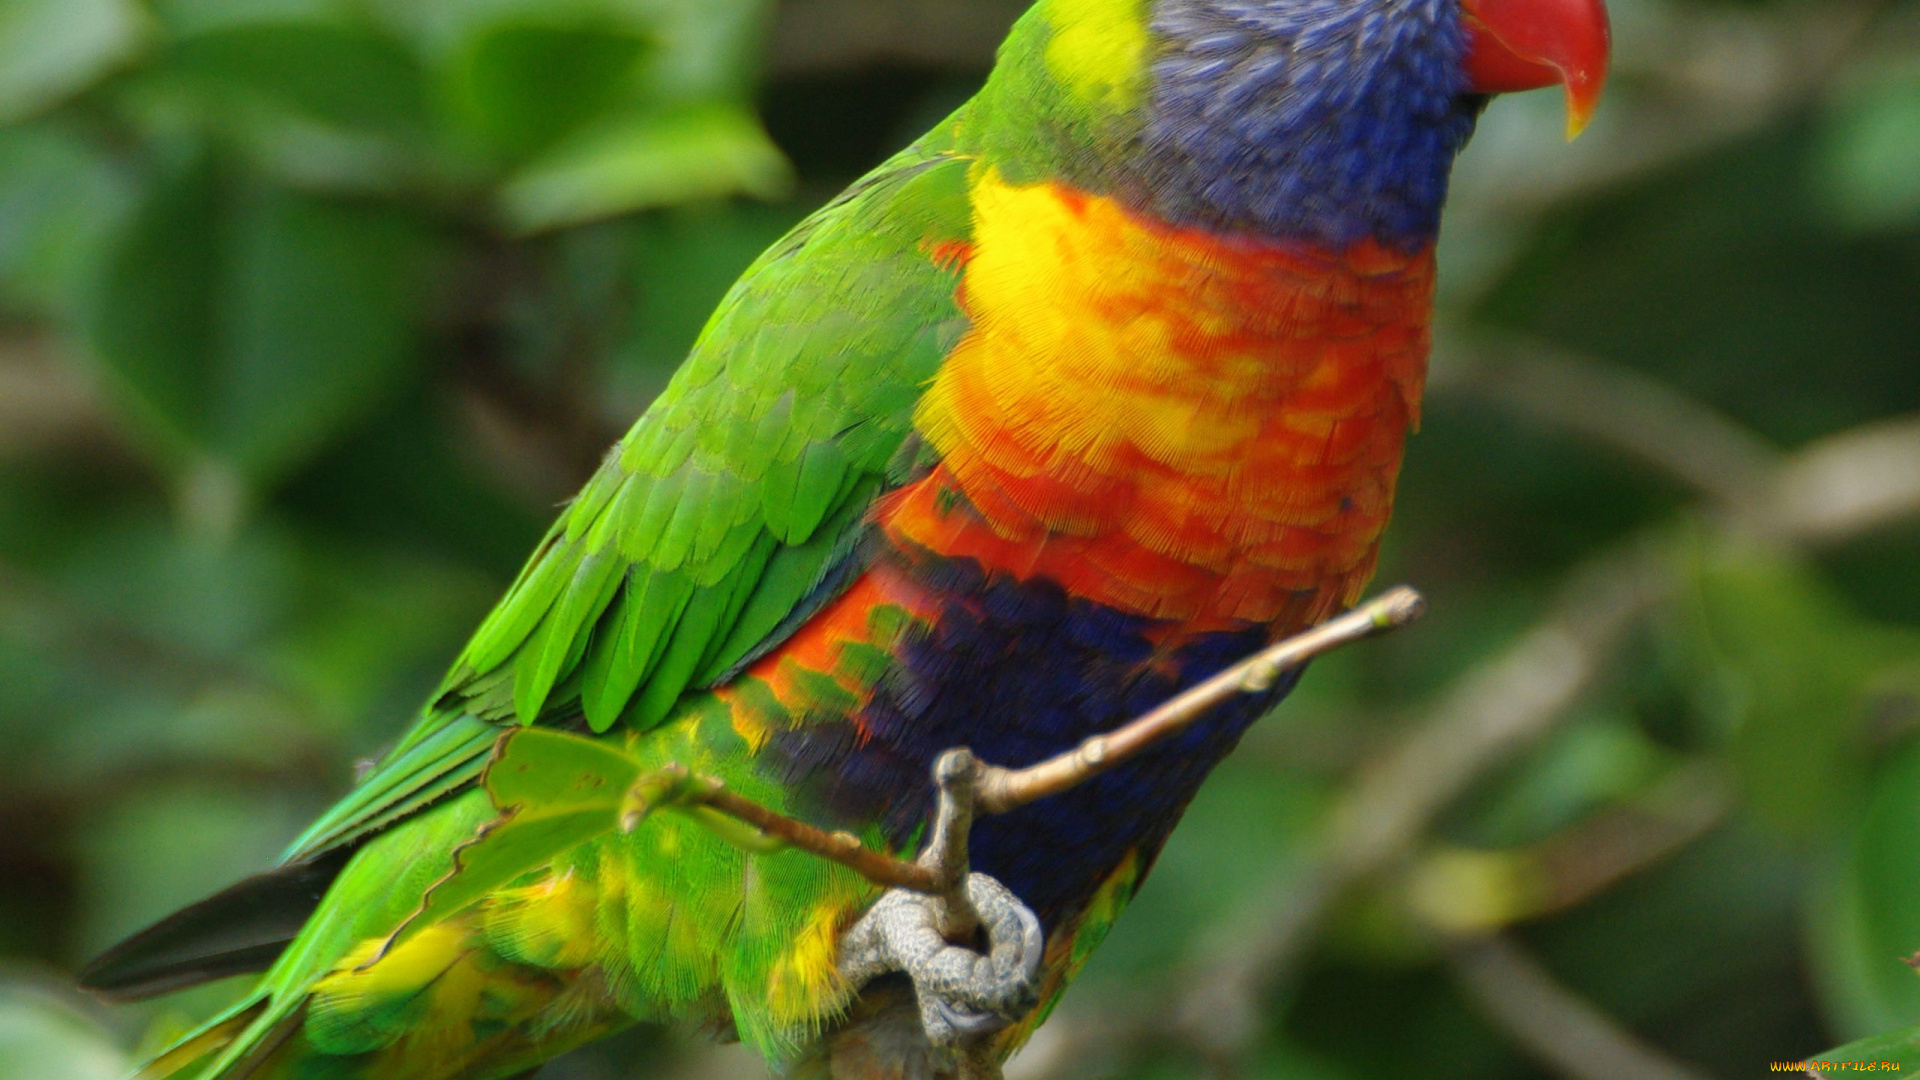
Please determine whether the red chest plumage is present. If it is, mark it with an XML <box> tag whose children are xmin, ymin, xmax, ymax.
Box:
<box><xmin>888</xmin><ymin>170</ymin><xmax>1436</xmax><ymax>638</ymax></box>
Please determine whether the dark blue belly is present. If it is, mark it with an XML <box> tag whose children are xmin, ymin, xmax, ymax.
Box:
<box><xmin>762</xmin><ymin>551</ymin><xmax>1298</xmax><ymax>929</ymax></box>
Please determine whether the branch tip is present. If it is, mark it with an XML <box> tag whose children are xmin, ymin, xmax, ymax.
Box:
<box><xmin>1376</xmin><ymin>584</ymin><xmax>1428</xmax><ymax>628</ymax></box>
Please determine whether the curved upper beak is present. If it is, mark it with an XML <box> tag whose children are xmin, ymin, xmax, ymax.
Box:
<box><xmin>1461</xmin><ymin>0</ymin><xmax>1611</xmax><ymax>139</ymax></box>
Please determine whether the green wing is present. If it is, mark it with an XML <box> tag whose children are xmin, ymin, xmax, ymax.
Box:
<box><xmin>285</xmin><ymin>124</ymin><xmax>975</xmax><ymax>864</ymax></box>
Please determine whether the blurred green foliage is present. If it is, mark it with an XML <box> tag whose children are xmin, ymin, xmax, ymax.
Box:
<box><xmin>0</xmin><ymin>0</ymin><xmax>1917</xmax><ymax>1078</ymax></box>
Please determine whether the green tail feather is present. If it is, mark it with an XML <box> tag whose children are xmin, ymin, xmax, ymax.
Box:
<box><xmin>131</xmin><ymin>1000</ymin><xmax>278</xmax><ymax>1080</ymax></box>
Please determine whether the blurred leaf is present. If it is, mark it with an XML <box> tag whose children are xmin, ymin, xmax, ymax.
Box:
<box><xmin>1287</xmin><ymin>960</ymin><xmax>1517</xmax><ymax>1079</ymax></box>
<box><xmin>1</xmin><ymin>513</ymin><xmax>329</xmax><ymax>783</ymax></box>
<box><xmin>148</xmin><ymin>0</ymin><xmax>353</xmax><ymax>35</ymax></box>
<box><xmin>277</xmin><ymin>545</ymin><xmax>489</xmax><ymax>709</ymax></box>
<box><xmin>51</xmin><ymin>509</ymin><xmax>295</xmax><ymax>656</ymax></box>
<box><xmin>1449</xmin><ymin>712</ymin><xmax>1669</xmax><ymax>849</ymax></box>
<box><xmin>387</xmin><ymin>0</ymin><xmax>765</xmax><ymax>97</ymax></box>
<box><xmin>87</xmin><ymin>155</ymin><xmax>427</xmax><ymax>492</ymax></box>
<box><xmin>630</xmin><ymin>0</ymin><xmax>768</xmax><ymax>99</ymax></box>
<box><xmin>0</xmin><ymin>0</ymin><xmax>144</xmax><ymax>122</ymax></box>
<box><xmin>1527</xmin><ymin>820</ymin><xmax>1817</xmax><ymax>1060</ymax></box>
<box><xmin>1811</xmin><ymin>738</ymin><xmax>1920</xmax><ymax>1039</ymax></box>
<box><xmin>279</xmin><ymin>382</ymin><xmax>550</xmax><ymax>576</ymax></box>
<box><xmin>0</xmin><ymin>123</ymin><xmax>131</xmax><ymax>316</ymax></box>
<box><xmin>445</xmin><ymin>19</ymin><xmax>651</xmax><ymax>163</ymax></box>
<box><xmin>0</xmin><ymin>983</ymin><xmax>127</xmax><ymax>1080</ymax></box>
<box><xmin>157</xmin><ymin>20</ymin><xmax>432</xmax><ymax>138</ymax></box>
<box><xmin>502</xmin><ymin>102</ymin><xmax>789</xmax><ymax>233</ymax></box>
<box><xmin>1680</xmin><ymin>538</ymin><xmax>1908</xmax><ymax>834</ymax></box>
<box><xmin>1807</xmin><ymin>1022</ymin><xmax>1920</xmax><ymax>1074</ymax></box>
<box><xmin>1817</xmin><ymin>69</ymin><xmax>1920</xmax><ymax>232</ymax></box>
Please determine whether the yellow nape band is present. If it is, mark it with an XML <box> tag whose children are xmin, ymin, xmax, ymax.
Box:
<box><xmin>1043</xmin><ymin>0</ymin><xmax>1149</xmax><ymax>107</ymax></box>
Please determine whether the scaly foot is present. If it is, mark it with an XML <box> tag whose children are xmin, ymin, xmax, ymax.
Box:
<box><xmin>837</xmin><ymin>873</ymin><xmax>1045</xmax><ymax>1046</ymax></box>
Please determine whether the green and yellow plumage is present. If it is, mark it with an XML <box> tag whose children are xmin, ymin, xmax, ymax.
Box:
<box><xmin>141</xmin><ymin>127</ymin><xmax>981</xmax><ymax>1078</ymax></box>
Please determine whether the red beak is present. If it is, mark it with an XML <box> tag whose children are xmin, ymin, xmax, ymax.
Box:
<box><xmin>1461</xmin><ymin>0</ymin><xmax>1611</xmax><ymax>139</ymax></box>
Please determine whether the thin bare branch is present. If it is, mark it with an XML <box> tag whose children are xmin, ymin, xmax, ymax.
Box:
<box><xmin>1524</xmin><ymin>762</ymin><xmax>1734</xmax><ymax>919</ymax></box>
<box><xmin>976</xmin><ymin>587</ymin><xmax>1427</xmax><ymax>815</ymax></box>
<box><xmin>1404</xmin><ymin>762</ymin><xmax>1735</xmax><ymax>935</ymax></box>
<box><xmin>1433</xmin><ymin>335</ymin><xmax>1784</xmax><ymax>510</ymax></box>
<box><xmin>613</xmin><ymin>591</ymin><xmax>1426</xmax><ymax>1080</ymax></box>
<box><xmin>665</xmin><ymin>589</ymin><xmax>1428</xmax><ymax>902</ymax></box>
<box><xmin>1448</xmin><ymin>934</ymin><xmax>1720</xmax><ymax>1080</ymax></box>
<box><xmin>691</xmin><ymin>779</ymin><xmax>947</xmax><ymax>892</ymax></box>
<box><xmin>1756</xmin><ymin>416</ymin><xmax>1920</xmax><ymax>546</ymax></box>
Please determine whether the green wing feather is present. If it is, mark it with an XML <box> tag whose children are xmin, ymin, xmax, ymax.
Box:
<box><xmin>279</xmin><ymin>119</ymin><xmax>975</xmax><ymax>867</ymax></box>
<box><xmin>120</xmin><ymin>117</ymin><xmax>982</xmax><ymax>1080</ymax></box>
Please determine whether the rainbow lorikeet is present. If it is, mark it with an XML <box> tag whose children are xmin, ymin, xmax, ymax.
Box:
<box><xmin>83</xmin><ymin>0</ymin><xmax>1608</xmax><ymax>1075</ymax></box>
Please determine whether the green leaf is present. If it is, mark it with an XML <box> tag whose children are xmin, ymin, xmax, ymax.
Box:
<box><xmin>1817</xmin><ymin>68</ymin><xmax>1920</xmax><ymax>232</ymax></box>
<box><xmin>86</xmin><ymin>155</ymin><xmax>427</xmax><ymax>492</ymax></box>
<box><xmin>377</xmin><ymin>727</ymin><xmax>824</xmax><ymax>955</ymax></box>
<box><xmin>625</xmin><ymin>0</ymin><xmax>770</xmax><ymax>100</ymax></box>
<box><xmin>1449</xmin><ymin>712</ymin><xmax>1668</xmax><ymax>849</ymax></box>
<box><xmin>382</xmin><ymin>729</ymin><xmax>642</xmax><ymax>949</ymax></box>
<box><xmin>500</xmin><ymin>102</ymin><xmax>790</xmax><ymax>233</ymax></box>
<box><xmin>0</xmin><ymin>123</ymin><xmax>132</xmax><ymax>316</ymax></box>
<box><xmin>1810</xmin><ymin>738</ymin><xmax>1920</xmax><ymax>1038</ymax></box>
<box><xmin>1802</xmin><ymin>1022</ymin><xmax>1920</xmax><ymax>1075</ymax></box>
<box><xmin>444</xmin><ymin>19</ymin><xmax>652</xmax><ymax>163</ymax></box>
<box><xmin>157</xmin><ymin>20</ymin><xmax>432</xmax><ymax>138</ymax></box>
<box><xmin>144</xmin><ymin>0</ymin><xmax>356</xmax><ymax>35</ymax></box>
<box><xmin>0</xmin><ymin>0</ymin><xmax>144</xmax><ymax>122</ymax></box>
<box><xmin>1680</xmin><ymin>538</ymin><xmax>1894</xmax><ymax>834</ymax></box>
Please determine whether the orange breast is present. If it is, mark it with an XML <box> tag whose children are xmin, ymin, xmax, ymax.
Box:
<box><xmin>888</xmin><ymin>169</ymin><xmax>1434</xmax><ymax>634</ymax></box>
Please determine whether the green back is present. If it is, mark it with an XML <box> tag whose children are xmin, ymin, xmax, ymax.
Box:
<box><xmin>285</xmin><ymin>117</ymin><xmax>975</xmax><ymax>864</ymax></box>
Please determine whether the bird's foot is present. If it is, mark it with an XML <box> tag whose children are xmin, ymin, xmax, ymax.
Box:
<box><xmin>838</xmin><ymin>873</ymin><xmax>1044</xmax><ymax>1047</ymax></box>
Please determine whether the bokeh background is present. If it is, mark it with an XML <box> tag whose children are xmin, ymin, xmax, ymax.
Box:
<box><xmin>2</xmin><ymin>0</ymin><xmax>1919</xmax><ymax>1077</ymax></box>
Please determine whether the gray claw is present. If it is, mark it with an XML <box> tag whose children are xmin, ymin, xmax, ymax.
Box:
<box><xmin>838</xmin><ymin>873</ymin><xmax>1045</xmax><ymax>1046</ymax></box>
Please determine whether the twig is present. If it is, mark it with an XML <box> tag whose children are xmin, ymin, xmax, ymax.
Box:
<box><xmin>1522</xmin><ymin>762</ymin><xmax>1734</xmax><ymax>920</ymax></box>
<box><xmin>1404</xmin><ymin>762</ymin><xmax>1735</xmax><ymax>934</ymax></box>
<box><xmin>655</xmin><ymin>589</ymin><xmax>1428</xmax><ymax>898</ymax></box>
<box><xmin>691</xmin><ymin>777</ymin><xmax>947</xmax><ymax>892</ymax></box>
<box><xmin>1754</xmin><ymin>416</ymin><xmax>1920</xmax><ymax>547</ymax></box>
<box><xmin>1448</xmin><ymin>934</ymin><xmax>1719</xmax><ymax>1080</ymax></box>
<box><xmin>0</xmin><ymin>333</ymin><xmax>118</xmax><ymax>457</ymax></box>
<box><xmin>628</xmin><ymin>590</ymin><xmax>1425</xmax><ymax>1080</ymax></box>
<box><xmin>975</xmin><ymin>588</ymin><xmax>1428</xmax><ymax>815</ymax></box>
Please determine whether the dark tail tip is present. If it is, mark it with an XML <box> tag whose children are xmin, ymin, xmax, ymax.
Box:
<box><xmin>81</xmin><ymin>853</ymin><xmax>346</xmax><ymax>1002</ymax></box>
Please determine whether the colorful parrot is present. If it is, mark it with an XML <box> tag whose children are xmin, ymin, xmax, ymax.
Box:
<box><xmin>82</xmin><ymin>0</ymin><xmax>1609</xmax><ymax>1076</ymax></box>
